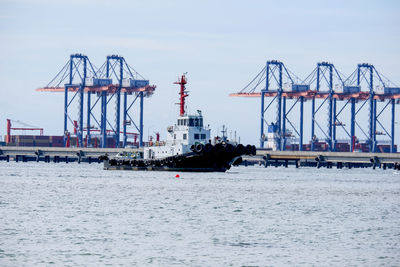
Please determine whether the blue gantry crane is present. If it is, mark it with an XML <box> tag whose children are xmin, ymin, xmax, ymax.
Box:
<box><xmin>37</xmin><ymin>53</ymin><xmax>155</xmax><ymax>148</ymax></box>
<box><xmin>231</xmin><ymin>60</ymin><xmax>400</xmax><ymax>153</ymax></box>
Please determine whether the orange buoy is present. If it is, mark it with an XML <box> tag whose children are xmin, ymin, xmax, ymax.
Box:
<box><xmin>175</xmin><ymin>174</ymin><xmax>180</xmax><ymax>178</ymax></box>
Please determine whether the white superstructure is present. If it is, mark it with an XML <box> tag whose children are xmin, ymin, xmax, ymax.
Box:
<box><xmin>144</xmin><ymin>112</ymin><xmax>210</xmax><ymax>159</ymax></box>
<box><xmin>264</xmin><ymin>123</ymin><xmax>292</xmax><ymax>151</ymax></box>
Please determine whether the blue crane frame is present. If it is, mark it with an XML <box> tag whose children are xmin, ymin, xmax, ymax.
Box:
<box><xmin>233</xmin><ymin>60</ymin><xmax>399</xmax><ymax>152</ymax></box>
<box><xmin>260</xmin><ymin>60</ymin><xmax>306</xmax><ymax>151</ymax></box>
<box><xmin>64</xmin><ymin>54</ymin><xmax>97</xmax><ymax>147</ymax></box>
<box><xmin>97</xmin><ymin>55</ymin><xmax>145</xmax><ymax>148</ymax></box>
<box><xmin>38</xmin><ymin>53</ymin><xmax>154</xmax><ymax>148</ymax></box>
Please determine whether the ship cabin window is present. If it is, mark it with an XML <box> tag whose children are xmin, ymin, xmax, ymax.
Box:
<box><xmin>194</xmin><ymin>134</ymin><xmax>199</xmax><ymax>139</ymax></box>
<box><xmin>201</xmin><ymin>134</ymin><xmax>206</xmax><ymax>139</ymax></box>
<box><xmin>178</xmin><ymin>118</ymin><xmax>202</xmax><ymax>127</ymax></box>
<box><xmin>183</xmin><ymin>134</ymin><xmax>187</xmax><ymax>140</ymax></box>
<box><xmin>189</xmin><ymin>118</ymin><xmax>194</xmax><ymax>127</ymax></box>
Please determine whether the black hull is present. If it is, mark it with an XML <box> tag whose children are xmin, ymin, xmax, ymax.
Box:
<box><xmin>101</xmin><ymin>143</ymin><xmax>256</xmax><ymax>172</ymax></box>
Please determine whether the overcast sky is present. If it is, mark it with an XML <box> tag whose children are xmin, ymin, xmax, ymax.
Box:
<box><xmin>0</xmin><ymin>0</ymin><xmax>399</xmax><ymax>145</ymax></box>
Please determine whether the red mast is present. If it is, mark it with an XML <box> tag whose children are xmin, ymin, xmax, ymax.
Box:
<box><xmin>174</xmin><ymin>74</ymin><xmax>188</xmax><ymax>116</ymax></box>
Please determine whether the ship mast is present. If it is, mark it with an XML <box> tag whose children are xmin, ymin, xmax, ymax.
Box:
<box><xmin>174</xmin><ymin>74</ymin><xmax>188</xmax><ymax>116</ymax></box>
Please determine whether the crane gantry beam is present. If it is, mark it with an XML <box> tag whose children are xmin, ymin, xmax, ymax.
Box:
<box><xmin>36</xmin><ymin>85</ymin><xmax>155</xmax><ymax>95</ymax></box>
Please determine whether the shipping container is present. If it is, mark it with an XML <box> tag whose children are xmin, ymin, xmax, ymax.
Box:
<box><xmin>283</xmin><ymin>83</ymin><xmax>309</xmax><ymax>92</ymax></box>
<box><xmin>343</xmin><ymin>86</ymin><xmax>360</xmax><ymax>94</ymax></box>
<box><xmin>34</xmin><ymin>141</ymin><xmax>50</xmax><ymax>147</ymax></box>
<box><xmin>85</xmin><ymin>78</ymin><xmax>113</xmax><ymax>86</ymax></box>
<box><xmin>15</xmin><ymin>140</ymin><xmax>34</xmax><ymax>144</ymax></box>
<box><xmin>286</xmin><ymin>144</ymin><xmax>299</xmax><ymax>151</ymax></box>
<box><xmin>122</xmin><ymin>78</ymin><xmax>149</xmax><ymax>88</ymax></box>
<box><xmin>50</xmin><ymin>136</ymin><xmax>64</xmax><ymax>140</ymax></box>
<box><xmin>335</xmin><ymin>142</ymin><xmax>350</xmax><ymax>152</ymax></box>
<box><xmin>50</xmin><ymin>136</ymin><xmax>64</xmax><ymax>143</ymax></box>
<box><xmin>122</xmin><ymin>78</ymin><xmax>132</xmax><ymax>87</ymax></box>
<box><xmin>15</xmin><ymin>135</ymin><xmax>35</xmax><ymax>141</ymax></box>
<box><xmin>132</xmin><ymin>79</ymin><xmax>149</xmax><ymax>87</ymax></box>
<box><xmin>386</xmin><ymin>87</ymin><xmax>400</xmax><ymax>94</ymax></box>
<box><xmin>51</xmin><ymin>142</ymin><xmax>64</xmax><ymax>147</ymax></box>
<box><xmin>335</xmin><ymin>85</ymin><xmax>361</xmax><ymax>94</ymax></box>
<box><xmin>34</xmin><ymin>136</ymin><xmax>50</xmax><ymax>141</ymax></box>
<box><xmin>18</xmin><ymin>142</ymin><xmax>34</xmax><ymax>147</ymax></box>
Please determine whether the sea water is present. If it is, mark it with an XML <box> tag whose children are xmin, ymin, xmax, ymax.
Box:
<box><xmin>0</xmin><ymin>162</ymin><xmax>399</xmax><ymax>266</ymax></box>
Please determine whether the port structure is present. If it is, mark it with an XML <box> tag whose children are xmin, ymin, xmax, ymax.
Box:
<box><xmin>302</xmin><ymin>62</ymin><xmax>345</xmax><ymax>152</ymax></box>
<box><xmin>37</xmin><ymin>53</ymin><xmax>155</xmax><ymax>148</ymax></box>
<box><xmin>230</xmin><ymin>60</ymin><xmax>400</xmax><ymax>152</ymax></box>
<box><xmin>6</xmin><ymin>119</ymin><xmax>44</xmax><ymax>143</ymax></box>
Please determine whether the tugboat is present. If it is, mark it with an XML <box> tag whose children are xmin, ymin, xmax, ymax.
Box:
<box><xmin>101</xmin><ymin>74</ymin><xmax>256</xmax><ymax>172</ymax></box>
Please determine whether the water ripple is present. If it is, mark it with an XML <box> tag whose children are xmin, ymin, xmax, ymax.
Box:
<box><xmin>0</xmin><ymin>162</ymin><xmax>399</xmax><ymax>266</ymax></box>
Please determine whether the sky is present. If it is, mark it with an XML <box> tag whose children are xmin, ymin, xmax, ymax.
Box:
<box><xmin>0</xmin><ymin>0</ymin><xmax>399</xmax><ymax>146</ymax></box>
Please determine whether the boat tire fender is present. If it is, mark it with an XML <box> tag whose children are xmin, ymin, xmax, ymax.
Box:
<box><xmin>195</xmin><ymin>143</ymin><xmax>204</xmax><ymax>153</ymax></box>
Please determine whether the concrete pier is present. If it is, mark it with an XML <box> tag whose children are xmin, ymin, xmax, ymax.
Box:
<box><xmin>245</xmin><ymin>150</ymin><xmax>400</xmax><ymax>169</ymax></box>
<box><xmin>0</xmin><ymin>146</ymin><xmax>140</xmax><ymax>163</ymax></box>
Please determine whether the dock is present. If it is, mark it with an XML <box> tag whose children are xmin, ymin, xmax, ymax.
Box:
<box><xmin>0</xmin><ymin>146</ymin><xmax>140</xmax><ymax>163</ymax></box>
<box><xmin>247</xmin><ymin>150</ymin><xmax>400</xmax><ymax>169</ymax></box>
